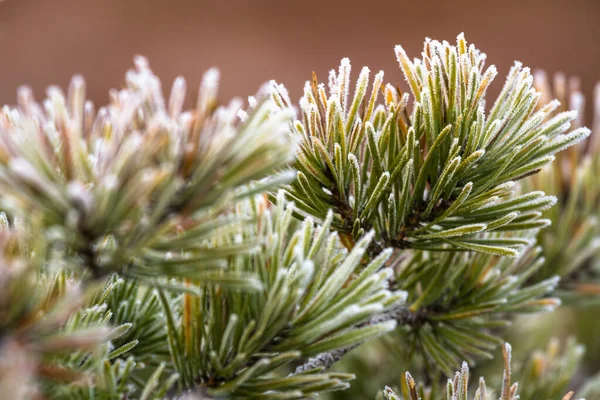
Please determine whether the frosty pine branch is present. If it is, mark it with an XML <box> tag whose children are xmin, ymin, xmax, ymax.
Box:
<box><xmin>0</xmin><ymin>33</ymin><xmax>598</xmax><ymax>399</ymax></box>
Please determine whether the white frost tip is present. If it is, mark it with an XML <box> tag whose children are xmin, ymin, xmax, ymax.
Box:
<box><xmin>67</xmin><ymin>181</ymin><xmax>89</xmax><ymax>199</ymax></box>
<box><xmin>9</xmin><ymin>157</ymin><xmax>36</xmax><ymax>177</ymax></box>
<box><xmin>301</xmin><ymin>260</ymin><xmax>315</xmax><ymax>278</ymax></box>
<box><xmin>394</xmin><ymin>45</ymin><xmax>406</xmax><ymax>57</ymax></box>
<box><xmin>202</xmin><ymin>68</ymin><xmax>220</xmax><ymax>89</ymax></box>
<box><xmin>533</xmin><ymin>69</ymin><xmax>547</xmax><ymax>82</ymax></box>
<box><xmin>236</xmin><ymin>233</ymin><xmax>247</xmax><ymax>244</ymax></box>
<box><xmin>103</xmin><ymin>174</ymin><xmax>119</xmax><ymax>190</ymax></box>
<box><xmin>461</xmin><ymin>361</ymin><xmax>469</xmax><ymax>372</ymax></box>
<box><xmin>173</xmin><ymin>76</ymin><xmax>186</xmax><ymax>91</ymax></box>
<box><xmin>237</xmin><ymin>109</ymin><xmax>248</xmax><ymax>122</ymax></box>
<box><xmin>133</xmin><ymin>55</ymin><xmax>149</xmax><ymax>70</ymax></box>
<box><xmin>71</xmin><ymin>74</ymin><xmax>85</xmax><ymax>88</ymax></box>
<box><xmin>168</xmin><ymin>76</ymin><xmax>187</xmax><ymax>114</ymax></box>
<box><xmin>299</xmin><ymin>96</ymin><xmax>310</xmax><ymax>111</ymax></box>
<box><xmin>248</xmin><ymin>96</ymin><xmax>257</xmax><ymax>108</ymax></box>
<box><xmin>343</xmin><ymin>305</ymin><xmax>362</xmax><ymax>317</ymax></box>
<box><xmin>17</xmin><ymin>85</ymin><xmax>34</xmax><ymax>100</ymax></box>
<box><xmin>328</xmin><ymin>69</ymin><xmax>337</xmax><ymax>90</ymax></box>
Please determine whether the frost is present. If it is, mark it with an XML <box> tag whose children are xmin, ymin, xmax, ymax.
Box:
<box><xmin>237</xmin><ymin>109</ymin><xmax>248</xmax><ymax>122</ymax></box>
<box><xmin>103</xmin><ymin>175</ymin><xmax>119</xmax><ymax>190</ymax></box>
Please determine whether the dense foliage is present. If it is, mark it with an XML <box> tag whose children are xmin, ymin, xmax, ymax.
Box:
<box><xmin>0</xmin><ymin>34</ymin><xmax>597</xmax><ymax>399</ymax></box>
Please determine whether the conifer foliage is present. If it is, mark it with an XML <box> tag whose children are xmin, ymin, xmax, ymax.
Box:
<box><xmin>0</xmin><ymin>34</ymin><xmax>597</xmax><ymax>399</ymax></box>
<box><xmin>525</xmin><ymin>72</ymin><xmax>600</xmax><ymax>302</ymax></box>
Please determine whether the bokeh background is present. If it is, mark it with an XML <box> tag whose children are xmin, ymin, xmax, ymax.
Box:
<box><xmin>1</xmin><ymin>0</ymin><xmax>598</xmax><ymax>397</ymax></box>
<box><xmin>0</xmin><ymin>0</ymin><xmax>598</xmax><ymax>120</ymax></box>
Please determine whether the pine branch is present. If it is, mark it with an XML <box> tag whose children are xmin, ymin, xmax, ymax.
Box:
<box><xmin>365</xmin><ymin>303</ymin><xmax>420</xmax><ymax>326</ymax></box>
<box><xmin>276</xmin><ymin>34</ymin><xmax>589</xmax><ymax>259</ymax></box>
<box><xmin>269</xmin><ymin>33</ymin><xmax>590</xmax><ymax>378</ymax></box>
<box><xmin>381</xmin><ymin>339</ymin><xmax>585</xmax><ymax>400</ymax></box>
<box><xmin>294</xmin><ymin>345</ymin><xmax>360</xmax><ymax>374</ymax></box>
<box><xmin>294</xmin><ymin>304</ymin><xmax>418</xmax><ymax>373</ymax></box>
<box><xmin>0</xmin><ymin>33</ymin><xmax>597</xmax><ymax>400</ymax></box>
<box><xmin>524</xmin><ymin>71</ymin><xmax>600</xmax><ymax>303</ymax></box>
<box><xmin>0</xmin><ymin>58</ymin><xmax>296</xmax><ymax>285</ymax></box>
<box><xmin>149</xmin><ymin>192</ymin><xmax>406</xmax><ymax>398</ymax></box>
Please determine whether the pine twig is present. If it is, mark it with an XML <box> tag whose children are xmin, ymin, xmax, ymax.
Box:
<box><xmin>294</xmin><ymin>305</ymin><xmax>419</xmax><ymax>373</ymax></box>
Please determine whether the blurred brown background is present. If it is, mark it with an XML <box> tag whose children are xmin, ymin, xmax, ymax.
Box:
<box><xmin>0</xmin><ymin>0</ymin><xmax>598</xmax><ymax>119</ymax></box>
